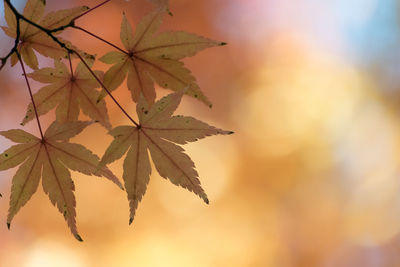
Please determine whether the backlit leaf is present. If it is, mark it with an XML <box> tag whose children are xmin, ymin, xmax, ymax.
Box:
<box><xmin>99</xmin><ymin>9</ymin><xmax>224</xmax><ymax>107</ymax></box>
<box><xmin>22</xmin><ymin>60</ymin><xmax>111</xmax><ymax>129</ymax></box>
<box><xmin>0</xmin><ymin>121</ymin><xmax>122</xmax><ymax>240</ymax></box>
<box><xmin>3</xmin><ymin>0</ymin><xmax>16</xmax><ymax>31</ymax></box>
<box><xmin>1</xmin><ymin>0</ymin><xmax>90</xmax><ymax>69</ymax></box>
<box><xmin>101</xmin><ymin>91</ymin><xmax>232</xmax><ymax>223</ymax></box>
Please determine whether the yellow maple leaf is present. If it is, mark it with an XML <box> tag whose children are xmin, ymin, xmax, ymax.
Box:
<box><xmin>1</xmin><ymin>0</ymin><xmax>90</xmax><ymax>69</ymax></box>
<box><xmin>21</xmin><ymin>59</ymin><xmax>111</xmax><ymax>129</ymax></box>
<box><xmin>99</xmin><ymin>9</ymin><xmax>226</xmax><ymax>107</ymax></box>
<box><xmin>100</xmin><ymin>91</ymin><xmax>232</xmax><ymax>224</ymax></box>
<box><xmin>0</xmin><ymin>121</ymin><xmax>122</xmax><ymax>241</ymax></box>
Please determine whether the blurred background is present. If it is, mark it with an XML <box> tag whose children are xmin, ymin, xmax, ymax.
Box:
<box><xmin>2</xmin><ymin>0</ymin><xmax>400</xmax><ymax>266</ymax></box>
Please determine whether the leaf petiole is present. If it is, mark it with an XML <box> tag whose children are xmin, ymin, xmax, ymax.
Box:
<box><xmin>72</xmin><ymin>0</ymin><xmax>114</xmax><ymax>21</ymax></box>
<box><xmin>72</xmin><ymin>26</ymin><xmax>128</xmax><ymax>55</ymax></box>
<box><xmin>73</xmin><ymin>51</ymin><xmax>139</xmax><ymax>127</ymax></box>
<box><xmin>16</xmin><ymin>51</ymin><xmax>44</xmax><ymax>139</ymax></box>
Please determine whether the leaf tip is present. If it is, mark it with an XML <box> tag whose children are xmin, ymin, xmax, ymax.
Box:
<box><xmin>0</xmin><ymin>193</ymin><xmax>2</xmax><ymax>197</ymax></box>
<box><xmin>205</xmin><ymin>198</ymin><xmax>209</xmax><ymax>205</ymax></box>
<box><xmin>209</xmin><ymin>104</ymin><xmax>213</xmax><ymax>108</ymax></box>
<box><xmin>76</xmin><ymin>234</ymin><xmax>84</xmax><ymax>242</ymax></box>
<box><xmin>129</xmin><ymin>217</ymin><xmax>134</xmax><ymax>225</ymax></box>
<box><xmin>219</xmin><ymin>42</ymin><xmax>227</xmax><ymax>46</ymax></box>
<box><xmin>1</xmin><ymin>57</ymin><xmax>6</xmax><ymax>68</ymax></box>
<box><xmin>96</xmin><ymin>94</ymin><xmax>105</xmax><ymax>103</ymax></box>
<box><xmin>6</xmin><ymin>223</ymin><xmax>10</xmax><ymax>230</ymax></box>
<box><xmin>228</xmin><ymin>131</ymin><xmax>234</xmax><ymax>135</ymax></box>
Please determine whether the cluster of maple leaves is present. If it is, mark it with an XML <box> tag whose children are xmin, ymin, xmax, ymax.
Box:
<box><xmin>0</xmin><ymin>0</ymin><xmax>231</xmax><ymax>241</ymax></box>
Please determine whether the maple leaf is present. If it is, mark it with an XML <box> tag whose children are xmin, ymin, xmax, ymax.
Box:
<box><xmin>100</xmin><ymin>91</ymin><xmax>233</xmax><ymax>223</ymax></box>
<box><xmin>99</xmin><ymin>9</ymin><xmax>225</xmax><ymax>107</ymax></box>
<box><xmin>21</xmin><ymin>59</ymin><xmax>111</xmax><ymax>129</ymax></box>
<box><xmin>0</xmin><ymin>121</ymin><xmax>122</xmax><ymax>241</ymax></box>
<box><xmin>1</xmin><ymin>0</ymin><xmax>90</xmax><ymax>69</ymax></box>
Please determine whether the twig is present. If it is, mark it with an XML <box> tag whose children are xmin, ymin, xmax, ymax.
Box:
<box><xmin>73</xmin><ymin>51</ymin><xmax>139</xmax><ymax>127</ymax></box>
<box><xmin>0</xmin><ymin>1</ymin><xmax>21</xmax><ymax>71</ymax></box>
<box><xmin>2</xmin><ymin>0</ymin><xmax>139</xmax><ymax>127</ymax></box>
<box><xmin>73</xmin><ymin>26</ymin><xmax>128</xmax><ymax>54</ymax></box>
<box><xmin>72</xmin><ymin>0</ymin><xmax>113</xmax><ymax>21</ymax></box>
<box><xmin>2</xmin><ymin>0</ymin><xmax>116</xmax><ymax>67</ymax></box>
<box><xmin>67</xmin><ymin>52</ymin><xmax>74</xmax><ymax>74</ymax></box>
<box><xmin>48</xmin><ymin>0</ymin><xmax>114</xmax><ymax>33</ymax></box>
<box><xmin>16</xmin><ymin>51</ymin><xmax>44</xmax><ymax>139</ymax></box>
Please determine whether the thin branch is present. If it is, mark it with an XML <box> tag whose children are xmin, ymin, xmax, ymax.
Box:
<box><xmin>16</xmin><ymin>51</ymin><xmax>44</xmax><ymax>139</ymax></box>
<box><xmin>48</xmin><ymin>0</ymin><xmax>114</xmax><ymax>33</ymax></box>
<box><xmin>48</xmin><ymin>21</ymin><xmax>75</xmax><ymax>34</ymax></box>
<box><xmin>73</xmin><ymin>26</ymin><xmax>128</xmax><ymax>54</ymax></box>
<box><xmin>3</xmin><ymin>0</ymin><xmax>138</xmax><ymax>128</ymax></box>
<box><xmin>73</xmin><ymin>51</ymin><xmax>139</xmax><ymax>127</ymax></box>
<box><xmin>68</xmin><ymin>52</ymin><xmax>74</xmax><ymax>74</ymax></box>
<box><xmin>3</xmin><ymin>0</ymin><xmax>68</xmax><ymax>50</ymax></box>
<box><xmin>2</xmin><ymin>0</ymin><xmax>116</xmax><ymax>67</ymax></box>
<box><xmin>72</xmin><ymin>0</ymin><xmax>113</xmax><ymax>21</ymax></box>
<box><xmin>46</xmin><ymin>0</ymin><xmax>113</xmax><ymax>34</ymax></box>
<box><xmin>0</xmin><ymin>1</ymin><xmax>21</xmax><ymax>71</ymax></box>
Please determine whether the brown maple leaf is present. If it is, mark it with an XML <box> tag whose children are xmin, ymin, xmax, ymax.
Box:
<box><xmin>21</xmin><ymin>59</ymin><xmax>111</xmax><ymax>129</ymax></box>
<box><xmin>0</xmin><ymin>121</ymin><xmax>122</xmax><ymax>241</ymax></box>
<box><xmin>99</xmin><ymin>9</ymin><xmax>225</xmax><ymax>107</ymax></box>
<box><xmin>100</xmin><ymin>91</ymin><xmax>232</xmax><ymax>224</ymax></box>
<box><xmin>1</xmin><ymin>0</ymin><xmax>90</xmax><ymax>69</ymax></box>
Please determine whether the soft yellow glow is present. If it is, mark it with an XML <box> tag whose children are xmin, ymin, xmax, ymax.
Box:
<box><xmin>24</xmin><ymin>240</ymin><xmax>88</xmax><ymax>267</ymax></box>
<box><xmin>236</xmin><ymin>37</ymin><xmax>363</xmax><ymax>158</ymax></box>
<box><xmin>340</xmin><ymin>104</ymin><xmax>400</xmax><ymax>243</ymax></box>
